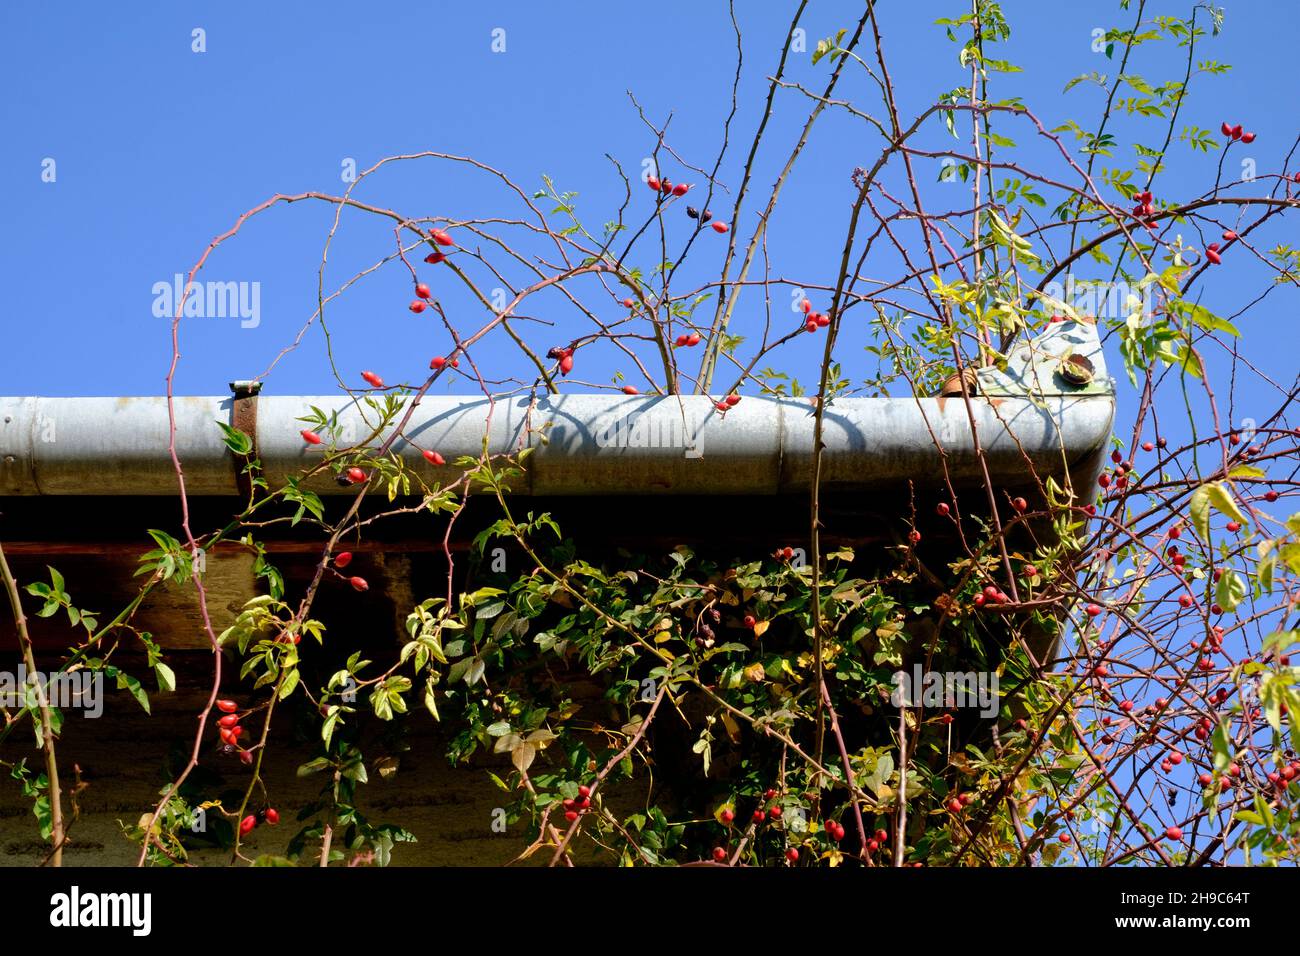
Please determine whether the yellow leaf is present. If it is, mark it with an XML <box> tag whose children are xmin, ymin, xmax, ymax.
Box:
<box><xmin>511</xmin><ymin>742</ymin><xmax>536</xmax><ymax>773</ymax></box>
<box><xmin>721</xmin><ymin>711</ymin><xmax>741</xmax><ymax>743</ymax></box>
<box><xmin>752</xmin><ymin>620</ymin><xmax>770</xmax><ymax>637</ymax></box>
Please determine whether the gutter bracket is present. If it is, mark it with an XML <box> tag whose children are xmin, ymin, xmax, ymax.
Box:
<box><xmin>230</xmin><ymin>380</ymin><xmax>262</xmax><ymax>500</ymax></box>
<box><xmin>976</xmin><ymin>319</ymin><xmax>1115</xmax><ymax>399</ymax></box>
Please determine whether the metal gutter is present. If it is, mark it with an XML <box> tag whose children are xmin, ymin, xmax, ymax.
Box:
<box><xmin>0</xmin><ymin>321</ymin><xmax>1114</xmax><ymax>497</ymax></box>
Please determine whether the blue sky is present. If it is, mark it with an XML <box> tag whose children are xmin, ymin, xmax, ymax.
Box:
<box><xmin>2</xmin><ymin>0</ymin><xmax>1294</xmax><ymax>411</ymax></box>
<box><xmin>2</xmin><ymin>0</ymin><xmax>1295</xmax><ymax>864</ymax></box>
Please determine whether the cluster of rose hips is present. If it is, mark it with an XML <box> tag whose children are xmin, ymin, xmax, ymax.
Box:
<box><xmin>545</xmin><ymin>345</ymin><xmax>576</xmax><ymax>376</ymax></box>
<box><xmin>674</xmin><ymin>331</ymin><xmax>702</xmax><ymax>347</ymax></box>
<box><xmin>561</xmin><ymin>784</ymin><xmax>593</xmax><ymax>823</ymax></box>
<box><xmin>866</xmin><ymin>827</ymin><xmax>889</xmax><ymax>854</ymax></box>
<box><xmin>1264</xmin><ymin>761</ymin><xmax>1300</xmax><ymax>792</ymax></box>
<box><xmin>215</xmin><ymin>698</ymin><xmax>246</xmax><ymax>750</ymax></box>
<box><xmin>709</xmin><ymin>797</ymin><xmax>854</xmax><ymax>864</ymax></box>
<box><xmin>798</xmin><ymin>298</ymin><xmax>830</xmax><ymax>333</ymax></box>
<box><xmin>694</xmin><ymin>607</ymin><xmax>721</xmax><ymax>648</ymax></box>
<box><xmin>749</xmin><ymin>788</ymin><xmax>784</xmax><ymax>826</ymax></box>
<box><xmin>1139</xmin><ymin>436</ymin><xmax>1167</xmax><ymax>453</ymax></box>
<box><xmin>238</xmin><ymin>806</ymin><xmax>280</xmax><ymax>838</ymax></box>
<box><xmin>305</xmin><ymin>363</ymin><xmax>447</xmax><ymax>508</ymax></box>
<box><xmin>714</xmin><ymin>394</ymin><xmax>741</xmax><ymax>413</ymax></box>
<box><xmin>772</xmin><ymin>546</ymin><xmax>796</xmax><ymax>562</ymax></box>
<box><xmin>973</xmin><ymin>584</ymin><xmax>1010</xmax><ymax>609</ymax></box>
<box><xmin>408</xmin><ymin>283</ymin><xmax>432</xmax><ymax>314</ymax></box>
<box><xmin>324</xmin><ymin>550</ymin><xmax>368</xmax><ymax>593</ymax></box>
<box><xmin>945</xmin><ymin>792</ymin><xmax>974</xmax><ymax>814</ymax></box>
<box><xmin>1158</xmin><ymin>749</ymin><xmax>1185</xmax><ymax>774</ymax></box>
<box><xmin>645</xmin><ymin>175</ymin><xmax>730</xmax><ymax>232</ymax></box>
<box><xmin>1220</xmin><ymin>121</ymin><xmax>1256</xmax><ymax>144</ymax></box>
<box><xmin>1206</xmin><ymin>222</ymin><xmax>1245</xmax><ymax>269</ymax></box>
<box><xmin>1097</xmin><ymin>448</ymin><xmax>1135</xmax><ymax>494</ymax></box>
<box><xmin>1129</xmin><ymin>189</ymin><xmax>1156</xmax><ymax>223</ymax></box>
<box><xmin>646</xmin><ymin>175</ymin><xmax>689</xmax><ymax>198</ymax></box>
<box><xmin>1196</xmin><ymin>757</ymin><xmax>1300</xmax><ymax>796</ymax></box>
<box><xmin>406</xmin><ymin>230</ymin><xmax>455</xmax><ymax>312</ymax></box>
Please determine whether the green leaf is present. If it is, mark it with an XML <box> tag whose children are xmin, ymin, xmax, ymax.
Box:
<box><xmin>321</xmin><ymin>711</ymin><xmax>340</xmax><ymax>747</ymax></box>
<box><xmin>1214</xmin><ymin>570</ymin><xmax>1246</xmax><ymax>614</ymax></box>
<box><xmin>108</xmin><ymin>667</ymin><xmax>151</xmax><ymax>715</ymax></box>
<box><xmin>423</xmin><ymin>679</ymin><xmax>440</xmax><ymax>722</ymax></box>
<box><xmin>297</xmin><ymin>757</ymin><xmax>331</xmax><ymax>776</ymax></box>
<box><xmin>215</xmin><ymin>421</ymin><xmax>254</xmax><ymax>456</ymax></box>
<box><xmin>154</xmin><ymin>662</ymin><xmax>176</xmax><ymax>693</ymax></box>
<box><xmin>1175</xmin><ymin>345</ymin><xmax>1202</xmax><ymax>378</ymax></box>
<box><xmin>1262</xmin><ymin>630</ymin><xmax>1298</xmax><ymax>655</ymax></box>
<box><xmin>1190</xmin><ymin>482</ymin><xmax>1246</xmax><ymax>539</ymax></box>
<box><xmin>1210</xmin><ymin>720</ymin><xmax>1232</xmax><ymax>772</ymax></box>
<box><xmin>1184</xmin><ymin>303</ymin><xmax>1240</xmax><ymax>337</ymax></box>
<box><xmin>1258</xmin><ymin>547</ymin><xmax>1276</xmax><ymax>593</ymax></box>
<box><xmin>1228</xmin><ymin>464</ymin><xmax>1266</xmax><ymax>480</ymax></box>
<box><xmin>1206</xmin><ymin>483</ymin><xmax>1248</xmax><ymax>526</ymax></box>
<box><xmin>811</xmin><ymin>28</ymin><xmax>847</xmax><ymax>65</ymax></box>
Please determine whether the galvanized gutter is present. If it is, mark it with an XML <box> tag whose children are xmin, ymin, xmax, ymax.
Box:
<box><xmin>0</xmin><ymin>321</ymin><xmax>1114</xmax><ymax>496</ymax></box>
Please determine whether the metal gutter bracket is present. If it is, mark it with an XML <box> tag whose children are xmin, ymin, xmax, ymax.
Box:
<box><xmin>229</xmin><ymin>380</ymin><xmax>262</xmax><ymax>501</ymax></box>
<box><xmin>975</xmin><ymin>319</ymin><xmax>1114</xmax><ymax>399</ymax></box>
